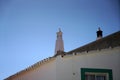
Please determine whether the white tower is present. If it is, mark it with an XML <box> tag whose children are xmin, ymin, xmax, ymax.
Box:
<box><xmin>55</xmin><ymin>28</ymin><xmax>64</xmax><ymax>55</ymax></box>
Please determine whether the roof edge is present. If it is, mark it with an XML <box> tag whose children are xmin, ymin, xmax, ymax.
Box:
<box><xmin>4</xmin><ymin>57</ymin><xmax>55</xmax><ymax>80</ymax></box>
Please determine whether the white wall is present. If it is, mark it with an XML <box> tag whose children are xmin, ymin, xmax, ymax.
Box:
<box><xmin>12</xmin><ymin>59</ymin><xmax>56</xmax><ymax>80</ymax></box>
<box><xmin>56</xmin><ymin>47</ymin><xmax>120</xmax><ymax>80</ymax></box>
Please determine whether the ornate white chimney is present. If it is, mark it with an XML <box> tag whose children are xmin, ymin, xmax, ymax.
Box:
<box><xmin>54</xmin><ymin>28</ymin><xmax>64</xmax><ymax>55</ymax></box>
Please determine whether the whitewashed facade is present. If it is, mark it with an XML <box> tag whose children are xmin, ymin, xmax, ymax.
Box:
<box><xmin>55</xmin><ymin>47</ymin><xmax>120</xmax><ymax>80</ymax></box>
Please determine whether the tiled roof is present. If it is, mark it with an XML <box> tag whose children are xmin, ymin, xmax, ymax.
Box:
<box><xmin>67</xmin><ymin>31</ymin><xmax>120</xmax><ymax>54</ymax></box>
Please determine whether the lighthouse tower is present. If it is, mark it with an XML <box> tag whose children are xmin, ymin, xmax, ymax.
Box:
<box><xmin>55</xmin><ymin>28</ymin><xmax>64</xmax><ymax>55</ymax></box>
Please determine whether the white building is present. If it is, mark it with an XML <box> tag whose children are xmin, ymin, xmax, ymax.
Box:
<box><xmin>5</xmin><ymin>28</ymin><xmax>120</xmax><ymax>80</ymax></box>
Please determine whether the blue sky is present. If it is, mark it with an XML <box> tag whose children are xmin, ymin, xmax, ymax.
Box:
<box><xmin>0</xmin><ymin>0</ymin><xmax>120</xmax><ymax>79</ymax></box>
